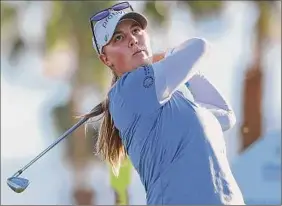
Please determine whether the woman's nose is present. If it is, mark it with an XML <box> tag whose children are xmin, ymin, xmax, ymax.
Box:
<box><xmin>129</xmin><ymin>35</ymin><xmax>138</xmax><ymax>47</ymax></box>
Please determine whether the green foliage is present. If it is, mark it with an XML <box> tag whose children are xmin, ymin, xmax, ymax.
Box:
<box><xmin>144</xmin><ymin>1</ymin><xmax>168</xmax><ymax>24</ymax></box>
<box><xmin>142</xmin><ymin>1</ymin><xmax>223</xmax><ymax>24</ymax></box>
<box><xmin>1</xmin><ymin>2</ymin><xmax>16</xmax><ymax>27</ymax></box>
<box><xmin>52</xmin><ymin>103</ymin><xmax>73</xmax><ymax>136</ymax></box>
<box><xmin>45</xmin><ymin>1</ymin><xmax>116</xmax><ymax>88</ymax></box>
<box><xmin>45</xmin><ymin>1</ymin><xmax>112</xmax><ymax>51</ymax></box>
<box><xmin>179</xmin><ymin>1</ymin><xmax>223</xmax><ymax>19</ymax></box>
<box><xmin>110</xmin><ymin>157</ymin><xmax>132</xmax><ymax>205</ymax></box>
<box><xmin>255</xmin><ymin>1</ymin><xmax>273</xmax><ymax>40</ymax></box>
<box><xmin>45</xmin><ymin>1</ymin><xmax>68</xmax><ymax>51</ymax></box>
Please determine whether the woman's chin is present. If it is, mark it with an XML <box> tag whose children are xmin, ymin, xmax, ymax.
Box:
<box><xmin>138</xmin><ymin>54</ymin><xmax>152</xmax><ymax>64</ymax></box>
<box><xmin>130</xmin><ymin>54</ymin><xmax>152</xmax><ymax>70</ymax></box>
<box><xmin>137</xmin><ymin>59</ymin><xmax>151</xmax><ymax>68</ymax></box>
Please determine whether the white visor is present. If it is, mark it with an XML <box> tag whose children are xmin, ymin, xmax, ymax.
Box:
<box><xmin>92</xmin><ymin>10</ymin><xmax>148</xmax><ymax>54</ymax></box>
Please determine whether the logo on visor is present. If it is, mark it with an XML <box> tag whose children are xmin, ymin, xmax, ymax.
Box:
<box><xmin>102</xmin><ymin>10</ymin><xmax>125</xmax><ymax>28</ymax></box>
<box><xmin>104</xmin><ymin>34</ymin><xmax>108</xmax><ymax>42</ymax></box>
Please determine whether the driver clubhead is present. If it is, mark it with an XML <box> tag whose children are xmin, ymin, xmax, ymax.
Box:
<box><xmin>7</xmin><ymin>177</ymin><xmax>30</xmax><ymax>193</ymax></box>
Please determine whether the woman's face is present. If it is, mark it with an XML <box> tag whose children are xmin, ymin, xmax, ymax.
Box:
<box><xmin>99</xmin><ymin>19</ymin><xmax>152</xmax><ymax>76</ymax></box>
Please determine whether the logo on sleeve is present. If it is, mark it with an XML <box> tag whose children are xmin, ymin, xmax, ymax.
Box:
<box><xmin>142</xmin><ymin>65</ymin><xmax>154</xmax><ymax>88</ymax></box>
<box><xmin>143</xmin><ymin>76</ymin><xmax>154</xmax><ymax>88</ymax></box>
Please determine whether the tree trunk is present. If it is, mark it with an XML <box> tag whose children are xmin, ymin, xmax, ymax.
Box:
<box><xmin>240</xmin><ymin>3</ymin><xmax>267</xmax><ymax>152</ymax></box>
<box><xmin>241</xmin><ymin>58</ymin><xmax>263</xmax><ymax>151</ymax></box>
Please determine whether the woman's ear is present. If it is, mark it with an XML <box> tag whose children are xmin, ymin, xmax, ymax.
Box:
<box><xmin>99</xmin><ymin>53</ymin><xmax>112</xmax><ymax>68</ymax></box>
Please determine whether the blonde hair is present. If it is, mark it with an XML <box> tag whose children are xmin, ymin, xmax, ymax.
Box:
<box><xmin>84</xmin><ymin>72</ymin><xmax>125</xmax><ymax>176</ymax></box>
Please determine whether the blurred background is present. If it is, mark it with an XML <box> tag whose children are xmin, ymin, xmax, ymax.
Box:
<box><xmin>1</xmin><ymin>0</ymin><xmax>281</xmax><ymax>205</ymax></box>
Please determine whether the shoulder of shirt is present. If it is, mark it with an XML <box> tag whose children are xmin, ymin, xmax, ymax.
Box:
<box><xmin>111</xmin><ymin>64</ymin><xmax>154</xmax><ymax>90</ymax></box>
<box><xmin>108</xmin><ymin>65</ymin><xmax>151</xmax><ymax>98</ymax></box>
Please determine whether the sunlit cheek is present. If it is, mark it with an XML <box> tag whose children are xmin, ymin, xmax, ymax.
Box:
<box><xmin>117</xmin><ymin>52</ymin><xmax>131</xmax><ymax>71</ymax></box>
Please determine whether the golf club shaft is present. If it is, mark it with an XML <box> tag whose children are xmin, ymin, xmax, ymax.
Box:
<box><xmin>12</xmin><ymin>116</ymin><xmax>89</xmax><ymax>177</ymax></box>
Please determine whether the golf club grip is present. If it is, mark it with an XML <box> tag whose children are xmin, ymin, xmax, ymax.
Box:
<box><xmin>13</xmin><ymin>116</ymin><xmax>89</xmax><ymax>177</ymax></box>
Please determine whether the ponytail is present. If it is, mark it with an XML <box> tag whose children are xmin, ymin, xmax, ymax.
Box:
<box><xmin>84</xmin><ymin>73</ymin><xmax>125</xmax><ymax>176</ymax></box>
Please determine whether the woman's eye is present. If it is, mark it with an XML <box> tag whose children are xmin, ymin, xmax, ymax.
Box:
<box><xmin>132</xmin><ymin>27</ymin><xmax>141</xmax><ymax>34</ymax></box>
<box><xmin>114</xmin><ymin>35</ymin><xmax>123</xmax><ymax>42</ymax></box>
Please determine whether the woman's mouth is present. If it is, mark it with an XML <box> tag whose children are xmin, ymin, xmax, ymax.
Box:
<box><xmin>133</xmin><ymin>49</ymin><xmax>146</xmax><ymax>56</ymax></box>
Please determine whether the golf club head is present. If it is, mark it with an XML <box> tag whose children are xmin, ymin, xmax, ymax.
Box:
<box><xmin>7</xmin><ymin>177</ymin><xmax>30</xmax><ymax>193</ymax></box>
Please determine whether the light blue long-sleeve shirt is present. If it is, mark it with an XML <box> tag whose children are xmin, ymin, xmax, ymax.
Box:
<box><xmin>108</xmin><ymin>38</ymin><xmax>244</xmax><ymax>204</ymax></box>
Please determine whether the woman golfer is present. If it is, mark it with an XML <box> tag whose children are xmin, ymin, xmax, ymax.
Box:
<box><xmin>86</xmin><ymin>2</ymin><xmax>245</xmax><ymax>205</ymax></box>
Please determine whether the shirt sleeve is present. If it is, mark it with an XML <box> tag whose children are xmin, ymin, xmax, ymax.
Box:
<box><xmin>153</xmin><ymin>37</ymin><xmax>207</xmax><ymax>104</ymax></box>
<box><xmin>187</xmin><ymin>72</ymin><xmax>236</xmax><ymax>131</ymax></box>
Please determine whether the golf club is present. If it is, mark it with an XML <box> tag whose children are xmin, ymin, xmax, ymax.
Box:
<box><xmin>7</xmin><ymin>115</ymin><xmax>90</xmax><ymax>193</ymax></box>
